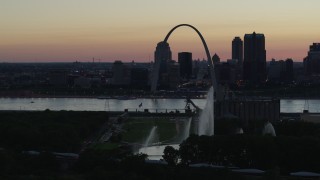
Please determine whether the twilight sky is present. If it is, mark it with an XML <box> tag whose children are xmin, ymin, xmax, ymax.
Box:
<box><xmin>1</xmin><ymin>0</ymin><xmax>320</xmax><ymax>62</ymax></box>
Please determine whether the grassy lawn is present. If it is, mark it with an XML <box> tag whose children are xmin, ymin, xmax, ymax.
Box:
<box><xmin>122</xmin><ymin>117</ymin><xmax>178</xmax><ymax>144</ymax></box>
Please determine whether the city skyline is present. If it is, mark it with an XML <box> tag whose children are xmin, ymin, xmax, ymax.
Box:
<box><xmin>1</xmin><ymin>0</ymin><xmax>320</xmax><ymax>62</ymax></box>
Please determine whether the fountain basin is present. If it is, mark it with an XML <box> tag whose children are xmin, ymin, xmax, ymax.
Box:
<box><xmin>138</xmin><ymin>144</ymin><xmax>179</xmax><ymax>160</ymax></box>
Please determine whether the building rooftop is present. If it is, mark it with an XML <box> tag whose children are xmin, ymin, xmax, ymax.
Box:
<box><xmin>244</xmin><ymin>32</ymin><xmax>265</xmax><ymax>38</ymax></box>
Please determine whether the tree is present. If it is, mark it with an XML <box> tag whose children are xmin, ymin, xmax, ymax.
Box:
<box><xmin>163</xmin><ymin>146</ymin><xmax>179</xmax><ymax>166</ymax></box>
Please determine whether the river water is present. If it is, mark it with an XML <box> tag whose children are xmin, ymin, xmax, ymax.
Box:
<box><xmin>0</xmin><ymin>98</ymin><xmax>319</xmax><ymax>113</ymax></box>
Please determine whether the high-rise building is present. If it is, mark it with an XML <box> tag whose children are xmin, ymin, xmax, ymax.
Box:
<box><xmin>304</xmin><ymin>43</ymin><xmax>320</xmax><ymax>75</ymax></box>
<box><xmin>285</xmin><ymin>58</ymin><xmax>294</xmax><ymax>82</ymax></box>
<box><xmin>151</xmin><ymin>41</ymin><xmax>172</xmax><ymax>91</ymax></box>
<box><xmin>212</xmin><ymin>53</ymin><xmax>220</xmax><ymax>64</ymax></box>
<box><xmin>243</xmin><ymin>32</ymin><xmax>267</xmax><ymax>83</ymax></box>
<box><xmin>167</xmin><ymin>61</ymin><xmax>180</xmax><ymax>89</ymax></box>
<box><xmin>154</xmin><ymin>42</ymin><xmax>172</xmax><ymax>74</ymax></box>
<box><xmin>232</xmin><ymin>37</ymin><xmax>243</xmax><ymax>66</ymax></box>
<box><xmin>178</xmin><ymin>52</ymin><xmax>192</xmax><ymax>79</ymax></box>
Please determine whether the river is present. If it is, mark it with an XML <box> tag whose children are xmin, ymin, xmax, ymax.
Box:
<box><xmin>0</xmin><ymin>98</ymin><xmax>319</xmax><ymax>113</ymax></box>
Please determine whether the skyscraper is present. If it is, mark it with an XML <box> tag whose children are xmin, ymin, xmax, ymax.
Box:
<box><xmin>178</xmin><ymin>52</ymin><xmax>192</xmax><ymax>79</ymax></box>
<box><xmin>151</xmin><ymin>41</ymin><xmax>172</xmax><ymax>91</ymax></box>
<box><xmin>285</xmin><ymin>58</ymin><xmax>294</xmax><ymax>82</ymax></box>
<box><xmin>154</xmin><ymin>41</ymin><xmax>172</xmax><ymax>75</ymax></box>
<box><xmin>232</xmin><ymin>37</ymin><xmax>243</xmax><ymax>66</ymax></box>
<box><xmin>243</xmin><ymin>32</ymin><xmax>266</xmax><ymax>83</ymax></box>
<box><xmin>212</xmin><ymin>53</ymin><xmax>220</xmax><ymax>64</ymax></box>
<box><xmin>304</xmin><ymin>43</ymin><xmax>320</xmax><ymax>75</ymax></box>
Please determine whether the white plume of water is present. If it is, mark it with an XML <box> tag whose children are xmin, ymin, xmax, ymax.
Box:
<box><xmin>198</xmin><ymin>86</ymin><xmax>214</xmax><ymax>136</ymax></box>
<box><xmin>262</xmin><ymin>122</ymin><xmax>276</xmax><ymax>137</ymax></box>
<box><xmin>144</xmin><ymin>126</ymin><xmax>158</xmax><ymax>147</ymax></box>
<box><xmin>181</xmin><ymin>117</ymin><xmax>192</xmax><ymax>141</ymax></box>
<box><xmin>236</xmin><ymin>128</ymin><xmax>244</xmax><ymax>134</ymax></box>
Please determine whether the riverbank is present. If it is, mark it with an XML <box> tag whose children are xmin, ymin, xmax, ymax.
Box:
<box><xmin>1</xmin><ymin>89</ymin><xmax>320</xmax><ymax>100</ymax></box>
<box><xmin>0</xmin><ymin>92</ymin><xmax>206</xmax><ymax>99</ymax></box>
<box><xmin>2</xmin><ymin>93</ymin><xmax>320</xmax><ymax>100</ymax></box>
<box><xmin>0</xmin><ymin>98</ymin><xmax>319</xmax><ymax>113</ymax></box>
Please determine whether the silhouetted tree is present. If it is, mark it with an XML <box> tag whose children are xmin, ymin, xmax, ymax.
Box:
<box><xmin>163</xmin><ymin>146</ymin><xmax>179</xmax><ymax>166</ymax></box>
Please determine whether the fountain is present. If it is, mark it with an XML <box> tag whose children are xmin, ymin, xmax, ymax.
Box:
<box><xmin>144</xmin><ymin>126</ymin><xmax>158</xmax><ymax>147</ymax></box>
<box><xmin>138</xmin><ymin>87</ymin><xmax>215</xmax><ymax>160</ymax></box>
<box><xmin>139</xmin><ymin>126</ymin><xmax>178</xmax><ymax>160</ymax></box>
<box><xmin>181</xmin><ymin>117</ymin><xmax>192</xmax><ymax>141</ymax></box>
<box><xmin>138</xmin><ymin>24</ymin><xmax>217</xmax><ymax>160</ymax></box>
<box><xmin>198</xmin><ymin>86</ymin><xmax>214</xmax><ymax>136</ymax></box>
<box><xmin>262</xmin><ymin>122</ymin><xmax>276</xmax><ymax>136</ymax></box>
<box><xmin>235</xmin><ymin>128</ymin><xmax>244</xmax><ymax>134</ymax></box>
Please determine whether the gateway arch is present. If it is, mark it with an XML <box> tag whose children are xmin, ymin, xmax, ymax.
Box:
<box><xmin>151</xmin><ymin>24</ymin><xmax>217</xmax><ymax>92</ymax></box>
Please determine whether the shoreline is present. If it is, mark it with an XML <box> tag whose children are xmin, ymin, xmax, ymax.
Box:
<box><xmin>0</xmin><ymin>95</ymin><xmax>320</xmax><ymax>100</ymax></box>
<box><xmin>0</xmin><ymin>95</ymin><xmax>206</xmax><ymax>99</ymax></box>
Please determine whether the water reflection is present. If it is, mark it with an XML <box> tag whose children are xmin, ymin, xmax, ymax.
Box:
<box><xmin>138</xmin><ymin>144</ymin><xmax>179</xmax><ymax>160</ymax></box>
<box><xmin>0</xmin><ymin>98</ymin><xmax>320</xmax><ymax>113</ymax></box>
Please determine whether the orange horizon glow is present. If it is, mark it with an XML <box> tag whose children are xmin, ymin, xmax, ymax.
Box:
<box><xmin>1</xmin><ymin>0</ymin><xmax>319</xmax><ymax>62</ymax></box>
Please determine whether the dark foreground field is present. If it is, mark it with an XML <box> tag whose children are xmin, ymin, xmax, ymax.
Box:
<box><xmin>1</xmin><ymin>111</ymin><xmax>320</xmax><ymax>179</ymax></box>
<box><xmin>0</xmin><ymin>110</ymin><xmax>109</xmax><ymax>152</ymax></box>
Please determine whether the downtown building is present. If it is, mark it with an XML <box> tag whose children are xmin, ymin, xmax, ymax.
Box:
<box><xmin>214</xmin><ymin>33</ymin><xmax>280</xmax><ymax>123</ymax></box>
<box><xmin>111</xmin><ymin>61</ymin><xmax>131</xmax><ymax>85</ymax></box>
<box><xmin>232</xmin><ymin>37</ymin><xmax>243</xmax><ymax>66</ymax></box>
<box><xmin>243</xmin><ymin>32</ymin><xmax>267</xmax><ymax>84</ymax></box>
<box><xmin>268</xmin><ymin>58</ymin><xmax>294</xmax><ymax>83</ymax></box>
<box><xmin>215</xmin><ymin>98</ymin><xmax>280</xmax><ymax>124</ymax></box>
<box><xmin>111</xmin><ymin>61</ymin><xmax>149</xmax><ymax>87</ymax></box>
<box><xmin>214</xmin><ymin>62</ymin><xmax>237</xmax><ymax>85</ymax></box>
<box><xmin>154</xmin><ymin>42</ymin><xmax>172</xmax><ymax>75</ymax></box>
<box><xmin>211</xmin><ymin>54</ymin><xmax>237</xmax><ymax>86</ymax></box>
<box><xmin>232</xmin><ymin>37</ymin><xmax>243</xmax><ymax>80</ymax></box>
<box><xmin>178</xmin><ymin>52</ymin><xmax>193</xmax><ymax>80</ymax></box>
<box><xmin>304</xmin><ymin>43</ymin><xmax>320</xmax><ymax>75</ymax></box>
<box><xmin>151</xmin><ymin>42</ymin><xmax>173</xmax><ymax>90</ymax></box>
<box><xmin>212</xmin><ymin>53</ymin><xmax>220</xmax><ymax>64</ymax></box>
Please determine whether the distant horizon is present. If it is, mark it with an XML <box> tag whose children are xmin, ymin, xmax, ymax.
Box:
<box><xmin>0</xmin><ymin>58</ymin><xmax>305</xmax><ymax>64</ymax></box>
<box><xmin>2</xmin><ymin>0</ymin><xmax>319</xmax><ymax>62</ymax></box>
<box><xmin>0</xmin><ymin>36</ymin><xmax>314</xmax><ymax>63</ymax></box>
